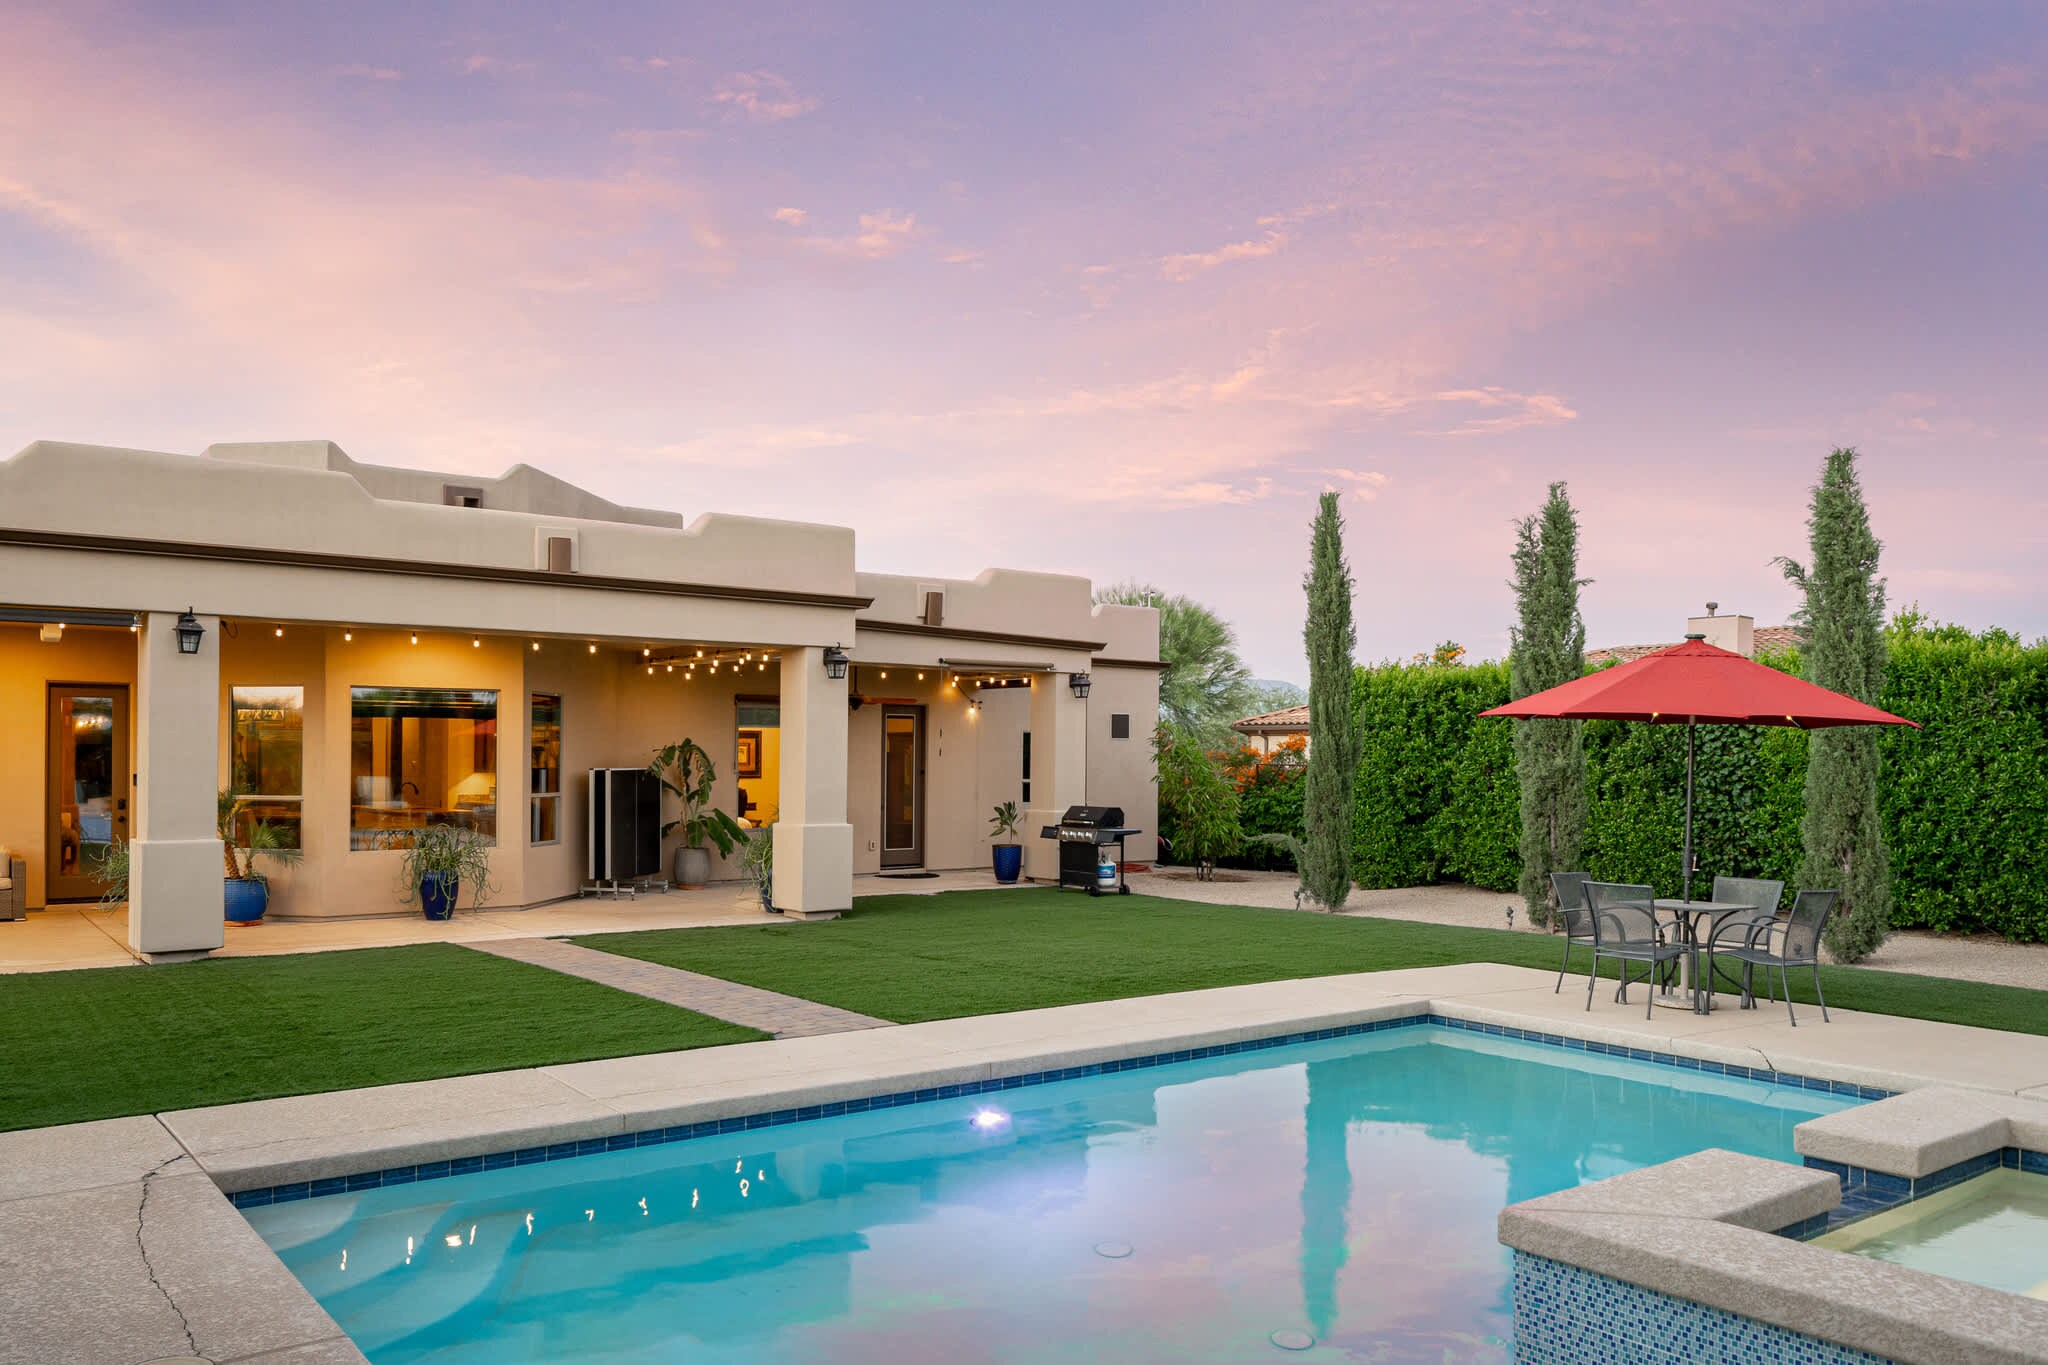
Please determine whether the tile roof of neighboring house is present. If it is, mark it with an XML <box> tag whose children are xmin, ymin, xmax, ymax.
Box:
<box><xmin>1584</xmin><ymin>624</ymin><xmax>1803</xmax><ymax>668</ymax></box>
<box><xmin>1232</xmin><ymin>703</ymin><xmax>1310</xmax><ymax>733</ymax></box>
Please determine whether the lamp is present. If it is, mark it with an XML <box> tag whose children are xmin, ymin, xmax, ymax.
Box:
<box><xmin>1068</xmin><ymin>671</ymin><xmax>1092</xmax><ymax>699</ymax></box>
<box><xmin>174</xmin><ymin>608</ymin><xmax>205</xmax><ymax>655</ymax></box>
<box><xmin>822</xmin><ymin>645</ymin><xmax>850</xmax><ymax>681</ymax></box>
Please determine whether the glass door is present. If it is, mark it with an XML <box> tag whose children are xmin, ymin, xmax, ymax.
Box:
<box><xmin>46</xmin><ymin>685</ymin><xmax>130</xmax><ymax>902</ymax></box>
<box><xmin>880</xmin><ymin>706</ymin><xmax>924</xmax><ymax>868</ymax></box>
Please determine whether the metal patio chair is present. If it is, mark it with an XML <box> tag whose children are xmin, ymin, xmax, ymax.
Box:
<box><xmin>1709</xmin><ymin>889</ymin><xmax>1838</xmax><ymax>1026</ymax></box>
<box><xmin>1584</xmin><ymin>881</ymin><xmax>1684</xmax><ymax>1019</ymax></box>
<box><xmin>1550</xmin><ymin>871</ymin><xmax>1594</xmax><ymax>994</ymax></box>
<box><xmin>1697</xmin><ymin>875</ymin><xmax>1786</xmax><ymax>1002</ymax></box>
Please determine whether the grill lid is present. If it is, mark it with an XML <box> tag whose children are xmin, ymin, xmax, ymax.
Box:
<box><xmin>1057</xmin><ymin>805</ymin><xmax>1125</xmax><ymax>828</ymax></box>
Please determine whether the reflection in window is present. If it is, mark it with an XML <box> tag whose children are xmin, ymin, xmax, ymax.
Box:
<box><xmin>530</xmin><ymin>693</ymin><xmax>562</xmax><ymax>845</ymax></box>
<box><xmin>350</xmin><ymin>687</ymin><xmax>498</xmax><ymax>850</ymax></box>
<box><xmin>230</xmin><ymin>686</ymin><xmax>304</xmax><ymax>848</ymax></box>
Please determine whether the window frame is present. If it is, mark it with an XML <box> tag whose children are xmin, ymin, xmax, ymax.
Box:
<box><xmin>228</xmin><ymin>685</ymin><xmax>305</xmax><ymax>848</ymax></box>
<box><xmin>347</xmin><ymin>686</ymin><xmax>500</xmax><ymax>850</ymax></box>
<box><xmin>530</xmin><ymin>692</ymin><xmax>562</xmax><ymax>846</ymax></box>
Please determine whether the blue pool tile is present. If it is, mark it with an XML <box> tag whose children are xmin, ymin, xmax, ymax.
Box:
<box><xmin>310</xmin><ymin>1177</ymin><xmax>347</xmax><ymax>1198</ymax></box>
<box><xmin>484</xmin><ymin>1151</ymin><xmax>516</xmax><ymax>1169</ymax></box>
<box><xmin>417</xmin><ymin>1160</ymin><xmax>452</xmax><ymax>1180</ymax></box>
<box><xmin>514</xmin><ymin>1147</ymin><xmax>548</xmax><ymax>1165</ymax></box>
<box><xmin>451</xmin><ymin>1155</ymin><xmax>486</xmax><ymax>1173</ymax></box>
<box><xmin>2018</xmin><ymin>1149</ymin><xmax>2048</xmax><ymax>1175</ymax></box>
<box><xmin>345</xmin><ymin>1171</ymin><xmax>383</xmax><ymax>1191</ymax></box>
<box><xmin>235</xmin><ymin>1188</ymin><xmax>273</xmax><ymax>1207</ymax></box>
<box><xmin>383</xmin><ymin>1167</ymin><xmax>417</xmax><ymax>1185</ymax></box>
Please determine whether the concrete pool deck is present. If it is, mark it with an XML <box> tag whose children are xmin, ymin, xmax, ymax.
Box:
<box><xmin>8</xmin><ymin>961</ymin><xmax>2048</xmax><ymax>1365</ymax></box>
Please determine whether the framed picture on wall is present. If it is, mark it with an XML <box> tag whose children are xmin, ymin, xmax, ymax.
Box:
<box><xmin>736</xmin><ymin>730</ymin><xmax>762</xmax><ymax>779</ymax></box>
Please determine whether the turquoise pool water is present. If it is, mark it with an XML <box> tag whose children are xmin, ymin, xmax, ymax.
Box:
<box><xmin>244</xmin><ymin>1025</ymin><xmax>1856</xmax><ymax>1362</ymax></box>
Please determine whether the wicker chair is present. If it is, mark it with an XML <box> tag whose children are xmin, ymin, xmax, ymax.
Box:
<box><xmin>1709</xmin><ymin>889</ymin><xmax>1838</xmax><ymax>1026</ymax></box>
<box><xmin>0</xmin><ymin>851</ymin><xmax>24</xmax><ymax>921</ymax></box>
<box><xmin>1584</xmin><ymin>881</ymin><xmax>1684</xmax><ymax>1019</ymax></box>
<box><xmin>1550</xmin><ymin>871</ymin><xmax>1594</xmax><ymax>994</ymax></box>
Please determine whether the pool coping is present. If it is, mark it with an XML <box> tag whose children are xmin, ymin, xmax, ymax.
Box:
<box><xmin>1500</xmin><ymin>1087</ymin><xmax>2048</xmax><ymax>1363</ymax></box>
<box><xmin>222</xmin><ymin>1010</ymin><xmax>1892</xmax><ymax>1209</ymax></box>
<box><xmin>9</xmin><ymin>961</ymin><xmax>2048</xmax><ymax>1364</ymax></box>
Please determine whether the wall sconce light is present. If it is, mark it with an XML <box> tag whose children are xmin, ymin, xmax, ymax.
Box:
<box><xmin>1069</xmin><ymin>671</ymin><xmax>1092</xmax><ymax>699</ymax></box>
<box><xmin>822</xmin><ymin>645</ymin><xmax>850</xmax><ymax>680</ymax></box>
<box><xmin>175</xmin><ymin>608</ymin><xmax>205</xmax><ymax>655</ymax></box>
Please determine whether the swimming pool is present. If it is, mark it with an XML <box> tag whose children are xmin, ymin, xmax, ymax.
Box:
<box><xmin>1814</xmin><ymin>1168</ymin><xmax>2048</xmax><ymax>1302</ymax></box>
<box><xmin>244</xmin><ymin>1023</ymin><xmax>1858</xmax><ymax>1362</ymax></box>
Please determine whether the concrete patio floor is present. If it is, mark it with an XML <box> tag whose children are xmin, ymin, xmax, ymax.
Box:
<box><xmin>6</xmin><ymin>961</ymin><xmax>2047</xmax><ymax>1365</ymax></box>
<box><xmin>0</xmin><ymin>869</ymin><xmax>1027</xmax><ymax>973</ymax></box>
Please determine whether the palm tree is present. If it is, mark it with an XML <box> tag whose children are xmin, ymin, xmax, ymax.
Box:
<box><xmin>1094</xmin><ymin>582</ymin><xmax>1257</xmax><ymax>747</ymax></box>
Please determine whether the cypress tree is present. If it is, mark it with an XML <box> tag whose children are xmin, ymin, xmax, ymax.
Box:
<box><xmin>1300</xmin><ymin>491</ymin><xmax>1359</xmax><ymax>909</ymax></box>
<box><xmin>1777</xmin><ymin>448</ymin><xmax>1893</xmax><ymax>961</ymax></box>
<box><xmin>1510</xmin><ymin>482</ymin><xmax>1589</xmax><ymax>927</ymax></box>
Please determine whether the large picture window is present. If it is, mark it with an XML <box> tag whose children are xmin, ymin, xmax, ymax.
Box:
<box><xmin>530</xmin><ymin>693</ymin><xmax>562</xmax><ymax>845</ymax></box>
<box><xmin>230</xmin><ymin>686</ymin><xmax>304</xmax><ymax>847</ymax></box>
<box><xmin>350</xmin><ymin>687</ymin><xmax>498</xmax><ymax>850</ymax></box>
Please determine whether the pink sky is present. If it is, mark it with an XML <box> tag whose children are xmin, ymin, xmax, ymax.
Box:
<box><xmin>3</xmin><ymin>2</ymin><xmax>2044</xmax><ymax>679</ymax></box>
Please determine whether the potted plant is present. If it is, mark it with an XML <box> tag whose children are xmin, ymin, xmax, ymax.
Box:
<box><xmin>741</xmin><ymin>819</ymin><xmax>779</xmax><ymax>913</ymax></box>
<box><xmin>649</xmin><ymin>739</ymin><xmax>750</xmax><ymax>888</ymax></box>
<box><xmin>989</xmin><ymin>800</ymin><xmax>1024</xmax><ymax>883</ymax></box>
<box><xmin>219</xmin><ymin>789</ymin><xmax>303</xmax><ymax>924</ymax></box>
<box><xmin>394</xmin><ymin>823</ymin><xmax>495</xmax><ymax>921</ymax></box>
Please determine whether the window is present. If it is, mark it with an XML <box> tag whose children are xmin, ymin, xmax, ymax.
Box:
<box><xmin>530</xmin><ymin>694</ymin><xmax>562</xmax><ymax>845</ymax></box>
<box><xmin>1110</xmin><ymin>712</ymin><xmax>1132</xmax><ymax>740</ymax></box>
<box><xmin>1021</xmin><ymin>731</ymin><xmax>1031</xmax><ymax>805</ymax></box>
<box><xmin>230</xmin><ymin>686</ymin><xmax>303</xmax><ymax>847</ymax></box>
<box><xmin>350</xmin><ymin>687</ymin><xmax>498</xmax><ymax>849</ymax></box>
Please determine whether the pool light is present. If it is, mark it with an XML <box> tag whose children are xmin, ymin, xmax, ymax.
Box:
<box><xmin>970</xmin><ymin>1107</ymin><xmax>1009</xmax><ymax>1131</ymax></box>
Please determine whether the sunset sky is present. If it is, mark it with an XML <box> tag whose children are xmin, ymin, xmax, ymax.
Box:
<box><xmin>4</xmin><ymin>2</ymin><xmax>2044</xmax><ymax>680</ymax></box>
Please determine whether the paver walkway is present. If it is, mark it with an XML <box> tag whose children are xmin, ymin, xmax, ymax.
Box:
<box><xmin>467</xmin><ymin>936</ymin><xmax>891</xmax><ymax>1038</ymax></box>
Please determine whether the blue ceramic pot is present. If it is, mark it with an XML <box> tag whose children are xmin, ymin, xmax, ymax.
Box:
<box><xmin>419</xmin><ymin>872</ymin><xmax>460</xmax><ymax>921</ymax></box>
<box><xmin>992</xmin><ymin>844</ymin><xmax>1023</xmax><ymax>884</ymax></box>
<box><xmin>223</xmin><ymin>878</ymin><xmax>268</xmax><ymax>924</ymax></box>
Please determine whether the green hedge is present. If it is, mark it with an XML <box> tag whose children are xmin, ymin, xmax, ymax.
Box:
<box><xmin>1344</xmin><ymin>624</ymin><xmax>2048</xmax><ymax>942</ymax></box>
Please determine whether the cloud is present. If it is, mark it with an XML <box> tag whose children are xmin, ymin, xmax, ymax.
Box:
<box><xmin>710</xmin><ymin>70</ymin><xmax>819</xmax><ymax>122</ymax></box>
<box><xmin>616</xmin><ymin>57</ymin><xmax>672</xmax><ymax>74</ymax></box>
<box><xmin>1160</xmin><ymin>231</ymin><xmax>1286</xmax><ymax>281</ymax></box>
<box><xmin>333</xmin><ymin>63</ymin><xmax>400</xmax><ymax>82</ymax></box>
<box><xmin>1422</xmin><ymin>389</ymin><xmax>1579</xmax><ymax>436</ymax></box>
<box><xmin>459</xmin><ymin>54</ymin><xmax>535</xmax><ymax>77</ymax></box>
<box><xmin>772</xmin><ymin>206</ymin><xmax>809</xmax><ymax>226</ymax></box>
<box><xmin>941</xmin><ymin>249</ymin><xmax>985</xmax><ymax>267</ymax></box>
<box><xmin>794</xmin><ymin>209</ymin><xmax>921</xmax><ymax>260</ymax></box>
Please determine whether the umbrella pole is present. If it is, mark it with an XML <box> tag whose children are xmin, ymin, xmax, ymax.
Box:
<box><xmin>1682</xmin><ymin>719</ymin><xmax>1696</xmax><ymax>902</ymax></box>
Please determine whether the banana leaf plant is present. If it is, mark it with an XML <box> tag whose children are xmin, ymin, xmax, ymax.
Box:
<box><xmin>648</xmin><ymin>739</ymin><xmax>751</xmax><ymax>857</ymax></box>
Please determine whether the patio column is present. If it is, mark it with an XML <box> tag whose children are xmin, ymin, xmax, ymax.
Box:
<box><xmin>772</xmin><ymin>646</ymin><xmax>853</xmax><ymax>919</ymax></box>
<box><xmin>128</xmin><ymin>610</ymin><xmax>224</xmax><ymax>959</ymax></box>
<box><xmin>1023</xmin><ymin>672</ymin><xmax>1088</xmax><ymax>882</ymax></box>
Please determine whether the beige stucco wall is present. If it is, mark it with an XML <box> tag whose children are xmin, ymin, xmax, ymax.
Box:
<box><xmin>1084</xmin><ymin>666</ymin><xmax>1160</xmax><ymax>863</ymax></box>
<box><xmin>202</xmin><ymin>441</ymin><xmax>687</xmax><ymax>528</ymax></box>
<box><xmin>0</xmin><ymin>624</ymin><xmax>138</xmax><ymax>909</ymax></box>
<box><xmin>2</xmin><ymin>438</ymin><xmax>1161</xmax><ymax>929</ymax></box>
<box><xmin>3</xmin><ymin>441</ymin><xmax>857</xmax><ymax>607</ymax></box>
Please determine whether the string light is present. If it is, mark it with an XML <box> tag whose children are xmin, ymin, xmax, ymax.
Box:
<box><xmin>410</xmin><ymin>632</ymin><xmax>419</xmax><ymax>645</ymax></box>
<box><xmin>918</xmin><ymin>671</ymin><xmax>925</xmax><ymax>681</ymax></box>
<box><xmin>344</xmin><ymin>630</ymin><xmax>353</xmax><ymax>642</ymax></box>
<box><xmin>472</xmin><ymin>638</ymin><xmax>481</xmax><ymax>648</ymax></box>
<box><xmin>647</xmin><ymin>665</ymin><xmax>654</xmax><ymax>676</ymax></box>
<box><xmin>589</xmin><ymin>643</ymin><xmax>598</xmax><ymax>654</ymax></box>
<box><xmin>531</xmin><ymin>641</ymin><xmax>540</xmax><ymax>651</ymax></box>
<box><xmin>273</xmin><ymin>626</ymin><xmax>284</xmax><ymax>637</ymax></box>
<box><xmin>642</xmin><ymin>647</ymin><xmax>651</xmax><ymax>658</ymax></box>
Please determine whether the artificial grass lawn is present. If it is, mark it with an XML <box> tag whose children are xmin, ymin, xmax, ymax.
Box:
<box><xmin>0</xmin><ymin>943</ymin><xmax>764</xmax><ymax>1133</ymax></box>
<box><xmin>578</xmin><ymin>888</ymin><xmax>2048</xmax><ymax>1037</ymax></box>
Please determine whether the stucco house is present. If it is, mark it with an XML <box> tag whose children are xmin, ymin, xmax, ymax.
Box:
<box><xmin>0</xmin><ymin>440</ymin><xmax>1160</xmax><ymax>959</ymax></box>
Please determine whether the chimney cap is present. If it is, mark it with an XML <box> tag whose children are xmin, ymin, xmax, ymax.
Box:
<box><xmin>1705</xmin><ymin>601</ymin><xmax>1718</xmax><ymax>616</ymax></box>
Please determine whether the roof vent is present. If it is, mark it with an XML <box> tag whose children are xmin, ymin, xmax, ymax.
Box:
<box><xmin>536</xmin><ymin>529</ymin><xmax>578</xmax><ymax>573</ymax></box>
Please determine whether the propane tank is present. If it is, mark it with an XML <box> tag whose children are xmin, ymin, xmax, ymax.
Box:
<box><xmin>1097</xmin><ymin>857</ymin><xmax>1118</xmax><ymax>891</ymax></box>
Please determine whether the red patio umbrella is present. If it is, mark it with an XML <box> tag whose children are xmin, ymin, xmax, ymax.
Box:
<box><xmin>1481</xmin><ymin>635</ymin><xmax>1918</xmax><ymax>898</ymax></box>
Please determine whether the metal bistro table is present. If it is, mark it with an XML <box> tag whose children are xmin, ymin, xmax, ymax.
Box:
<box><xmin>1648</xmin><ymin>899</ymin><xmax>1759</xmax><ymax>1014</ymax></box>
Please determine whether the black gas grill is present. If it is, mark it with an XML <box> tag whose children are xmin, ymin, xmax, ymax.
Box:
<box><xmin>1039</xmin><ymin>804</ymin><xmax>1140</xmax><ymax>895</ymax></box>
